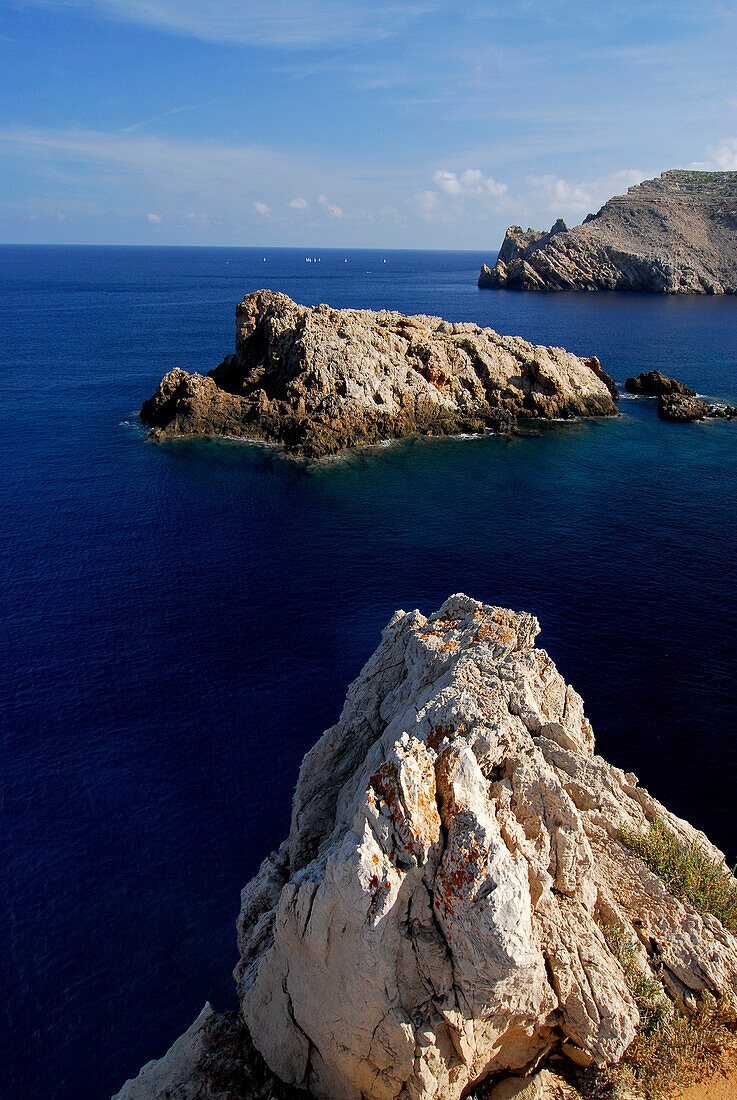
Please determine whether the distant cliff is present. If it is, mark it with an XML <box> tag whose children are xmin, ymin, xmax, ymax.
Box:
<box><xmin>140</xmin><ymin>291</ymin><xmax>616</xmax><ymax>457</ymax></box>
<box><xmin>479</xmin><ymin>170</ymin><xmax>737</xmax><ymax>293</ymax></box>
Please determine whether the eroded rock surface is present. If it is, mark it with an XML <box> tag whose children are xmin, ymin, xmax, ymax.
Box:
<box><xmin>233</xmin><ymin>596</ymin><xmax>737</xmax><ymax>1100</ymax></box>
<box><xmin>479</xmin><ymin>170</ymin><xmax>737</xmax><ymax>294</ymax></box>
<box><xmin>140</xmin><ymin>291</ymin><xmax>616</xmax><ymax>456</ymax></box>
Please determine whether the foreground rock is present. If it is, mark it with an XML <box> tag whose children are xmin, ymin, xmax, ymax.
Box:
<box><xmin>479</xmin><ymin>170</ymin><xmax>737</xmax><ymax>294</ymax></box>
<box><xmin>113</xmin><ymin>1004</ymin><xmax>302</xmax><ymax>1100</ymax></box>
<box><xmin>233</xmin><ymin>597</ymin><xmax>737</xmax><ymax>1099</ymax></box>
<box><xmin>115</xmin><ymin>596</ymin><xmax>737</xmax><ymax>1100</ymax></box>
<box><xmin>140</xmin><ymin>291</ymin><xmax>617</xmax><ymax>457</ymax></box>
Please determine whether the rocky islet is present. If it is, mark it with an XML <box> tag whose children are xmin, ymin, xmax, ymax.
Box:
<box><xmin>140</xmin><ymin>290</ymin><xmax>618</xmax><ymax>456</ymax></box>
<box><xmin>624</xmin><ymin>371</ymin><xmax>737</xmax><ymax>422</ymax></box>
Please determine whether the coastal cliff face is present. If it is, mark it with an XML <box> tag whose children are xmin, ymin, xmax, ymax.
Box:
<box><xmin>479</xmin><ymin>170</ymin><xmax>737</xmax><ymax>293</ymax></box>
<box><xmin>114</xmin><ymin>596</ymin><xmax>737</xmax><ymax>1100</ymax></box>
<box><xmin>140</xmin><ymin>291</ymin><xmax>617</xmax><ymax>456</ymax></box>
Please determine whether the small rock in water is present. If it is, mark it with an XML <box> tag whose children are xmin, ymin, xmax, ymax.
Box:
<box><xmin>625</xmin><ymin>370</ymin><xmax>695</xmax><ymax>396</ymax></box>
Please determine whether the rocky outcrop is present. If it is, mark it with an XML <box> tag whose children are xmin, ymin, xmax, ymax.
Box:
<box><xmin>114</xmin><ymin>596</ymin><xmax>737</xmax><ymax>1100</ymax></box>
<box><xmin>479</xmin><ymin>170</ymin><xmax>737</xmax><ymax>294</ymax></box>
<box><xmin>621</xmin><ymin>371</ymin><xmax>737</xmax><ymax>423</ymax></box>
<box><xmin>232</xmin><ymin>596</ymin><xmax>737</xmax><ymax>1100</ymax></box>
<box><xmin>140</xmin><ymin>291</ymin><xmax>617</xmax><ymax>457</ymax></box>
<box><xmin>625</xmin><ymin>371</ymin><xmax>695</xmax><ymax>397</ymax></box>
<box><xmin>112</xmin><ymin>1004</ymin><xmax>303</xmax><ymax>1100</ymax></box>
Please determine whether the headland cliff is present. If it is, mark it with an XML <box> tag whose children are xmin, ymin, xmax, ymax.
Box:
<box><xmin>479</xmin><ymin>170</ymin><xmax>737</xmax><ymax>294</ymax></box>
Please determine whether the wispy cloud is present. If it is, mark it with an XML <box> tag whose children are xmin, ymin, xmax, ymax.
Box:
<box><xmin>0</xmin><ymin>124</ymin><xmax>411</xmax><ymax>241</ymax></box>
<box><xmin>123</xmin><ymin>103</ymin><xmax>212</xmax><ymax>133</ymax></box>
<box><xmin>413</xmin><ymin>167</ymin><xmax>511</xmax><ymax>222</ymax></box>
<box><xmin>434</xmin><ymin>169</ymin><xmax>507</xmax><ymax>199</ymax></box>
<box><xmin>317</xmin><ymin>195</ymin><xmax>344</xmax><ymax>218</ymax></box>
<box><xmin>710</xmin><ymin>138</ymin><xmax>737</xmax><ymax>170</ymax></box>
<box><xmin>13</xmin><ymin>0</ymin><xmax>441</xmax><ymax>48</ymax></box>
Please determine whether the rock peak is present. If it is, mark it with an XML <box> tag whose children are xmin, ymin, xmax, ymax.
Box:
<box><xmin>115</xmin><ymin>595</ymin><xmax>737</xmax><ymax>1100</ymax></box>
<box><xmin>232</xmin><ymin>595</ymin><xmax>737</xmax><ymax>1099</ymax></box>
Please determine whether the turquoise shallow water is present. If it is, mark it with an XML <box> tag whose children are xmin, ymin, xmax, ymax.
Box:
<box><xmin>1</xmin><ymin>245</ymin><xmax>736</xmax><ymax>1099</ymax></box>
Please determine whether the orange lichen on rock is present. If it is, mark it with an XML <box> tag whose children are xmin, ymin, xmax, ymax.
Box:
<box><xmin>368</xmin><ymin>740</ymin><xmax>442</xmax><ymax>865</ymax></box>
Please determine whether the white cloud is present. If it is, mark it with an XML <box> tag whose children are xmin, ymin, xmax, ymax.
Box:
<box><xmin>711</xmin><ymin>138</ymin><xmax>737</xmax><ymax>170</ymax></box>
<box><xmin>416</xmin><ymin>190</ymin><xmax>439</xmax><ymax>220</ymax></box>
<box><xmin>253</xmin><ymin>201</ymin><xmax>271</xmax><ymax>217</ymax></box>
<box><xmin>289</xmin><ymin>196</ymin><xmax>309</xmax><ymax>211</ymax></box>
<box><xmin>526</xmin><ymin>169</ymin><xmax>645</xmax><ymax>218</ymax></box>
<box><xmin>15</xmin><ymin>0</ymin><xmax>439</xmax><ymax>48</ymax></box>
<box><xmin>317</xmin><ymin>194</ymin><xmax>344</xmax><ymax>217</ymax></box>
<box><xmin>433</xmin><ymin>168</ymin><xmax>507</xmax><ymax>199</ymax></box>
<box><xmin>146</xmin><ymin>212</ymin><xmax>162</xmax><ymax>222</ymax></box>
<box><xmin>183</xmin><ymin>211</ymin><xmax>211</xmax><ymax>228</ymax></box>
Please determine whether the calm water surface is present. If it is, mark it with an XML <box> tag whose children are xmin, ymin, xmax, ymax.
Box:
<box><xmin>1</xmin><ymin>246</ymin><xmax>736</xmax><ymax>1099</ymax></box>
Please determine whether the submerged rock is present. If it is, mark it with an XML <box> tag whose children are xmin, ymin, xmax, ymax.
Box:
<box><xmin>140</xmin><ymin>291</ymin><xmax>617</xmax><ymax>457</ymax></box>
<box><xmin>479</xmin><ymin>170</ymin><xmax>737</xmax><ymax>294</ymax></box>
<box><xmin>114</xmin><ymin>597</ymin><xmax>737</xmax><ymax>1100</ymax></box>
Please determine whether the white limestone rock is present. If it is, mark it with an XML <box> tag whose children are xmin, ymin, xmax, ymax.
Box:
<box><xmin>235</xmin><ymin>594</ymin><xmax>737</xmax><ymax>1100</ymax></box>
<box><xmin>113</xmin><ymin>1004</ymin><xmax>218</xmax><ymax>1100</ymax></box>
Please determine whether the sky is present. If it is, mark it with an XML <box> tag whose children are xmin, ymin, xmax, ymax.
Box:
<box><xmin>1</xmin><ymin>0</ymin><xmax>737</xmax><ymax>248</ymax></box>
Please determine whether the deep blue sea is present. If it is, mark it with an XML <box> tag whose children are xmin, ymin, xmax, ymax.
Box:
<box><xmin>1</xmin><ymin>245</ymin><xmax>736</xmax><ymax>1100</ymax></box>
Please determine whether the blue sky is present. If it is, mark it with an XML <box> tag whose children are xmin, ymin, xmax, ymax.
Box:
<box><xmin>2</xmin><ymin>0</ymin><xmax>736</xmax><ymax>247</ymax></box>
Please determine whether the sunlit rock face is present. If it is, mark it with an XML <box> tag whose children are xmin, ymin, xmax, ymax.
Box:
<box><xmin>140</xmin><ymin>290</ymin><xmax>616</xmax><ymax>456</ymax></box>
<box><xmin>234</xmin><ymin>594</ymin><xmax>737</xmax><ymax>1100</ymax></box>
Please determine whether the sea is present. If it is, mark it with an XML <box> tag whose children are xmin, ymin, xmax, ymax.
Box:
<box><xmin>1</xmin><ymin>245</ymin><xmax>736</xmax><ymax>1099</ymax></box>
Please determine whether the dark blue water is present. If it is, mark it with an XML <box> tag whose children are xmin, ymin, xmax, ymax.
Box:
<box><xmin>1</xmin><ymin>246</ymin><xmax>736</xmax><ymax>1100</ymax></box>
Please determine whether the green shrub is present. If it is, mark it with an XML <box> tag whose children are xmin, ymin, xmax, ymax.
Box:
<box><xmin>622</xmin><ymin>819</ymin><xmax>737</xmax><ymax>933</ymax></box>
<box><xmin>599</xmin><ymin>921</ymin><xmax>736</xmax><ymax>1098</ymax></box>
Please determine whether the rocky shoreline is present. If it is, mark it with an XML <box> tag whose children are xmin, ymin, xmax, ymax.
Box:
<box><xmin>478</xmin><ymin>170</ymin><xmax>737</xmax><ymax>294</ymax></box>
<box><xmin>114</xmin><ymin>596</ymin><xmax>737</xmax><ymax>1100</ymax></box>
<box><xmin>140</xmin><ymin>290</ymin><xmax>618</xmax><ymax>457</ymax></box>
